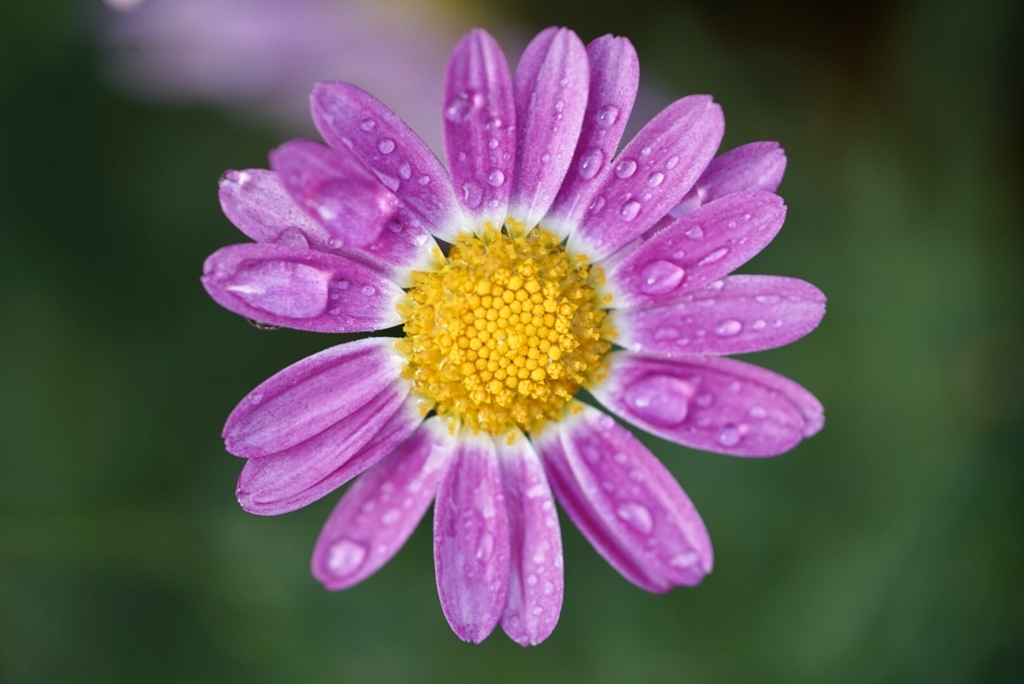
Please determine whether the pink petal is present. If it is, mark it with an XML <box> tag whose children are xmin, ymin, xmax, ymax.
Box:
<box><xmin>236</xmin><ymin>379</ymin><xmax>416</xmax><ymax>515</ymax></box>
<box><xmin>218</xmin><ymin>169</ymin><xmax>333</xmax><ymax>250</ymax></box>
<box><xmin>201</xmin><ymin>242</ymin><xmax>403</xmax><ymax>333</ymax></box>
<box><xmin>510</xmin><ymin>27</ymin><xmax>589</xmax><ymax>231</ymax></box>
<box><xmin>434</xmin><ymin>431</ymin><xmax>510</xmax><ymax>643</ymax></box>
<box><xmin>592</xmin><ymin>352</ymin><xmax>824</xmax><ymax>457</ymax></box>
<box><xmin>615</xmin><ymin>275</ymin><xmax>827</xmax><ymax>357</ymax></box>
<box><xmin>312</xmin><ymin>417</ymin><xmax>455</xmax><ymax>590</ymax></box>
<box><xmin>568</xmin><ymin>95</ymin><xmax>725</xmax><ymax>260</ymax></box>
<box><xmin>602</xmin><ymin>190</ymin><xmax>787</xmax><ymax>308</ymax></box>
<box><xmin>443</xmin><ymin>29</ymin><xmax>515</xmax><ymax>228</ymax></box>
<box><xmin>270</xmin><ymin>140</ymin><xmax>435</xmax><ymax>282</ymax></box>
<box><xmin>671</xmin><ymin>141</ymin><xmax>787</xmax><ymax>219</ymax></box>
<box><xmin>536</xmin><ymin>404</ymin><xmax>712</xmax><ymax>593</ymax></box>
<box><xmin>311</xmin><ymin>81</ymin><xmax>463</xmax><ymax>242</ymax></box>
<box><xmin>223</xmin><ymin>338</ymin><xmax>403</xmax><ymax>457</ymax></box>
<box><xmin>545</xmin><ymin>34</ymin><xmax>639</xmax><ymax>238</ymax></box>
<box><xmin>497</xmin><ymin>435</ymin><xmax>563</xmax><ymax>646</ymax></box>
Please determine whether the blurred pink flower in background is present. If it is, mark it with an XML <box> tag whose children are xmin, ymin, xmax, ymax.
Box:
<box><xmin>100</xmin><ymin>0</ymin><xmax>503</xmax><ymax>151</ymax></box>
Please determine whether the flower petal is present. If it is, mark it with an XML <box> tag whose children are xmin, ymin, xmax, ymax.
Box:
<box><xmin>497</xmin><ymin>434</ymin><xmax>563</xmax><ymax>646</ymax></box>
<box><xmin>218</xmin><ymin>169</ymin><xmax>334</xmax><ymax>250</ymax></box>
<box><xmin>443</xmin><ymin>29</ymin><xmax>516</xmax><ymax>228</ymax></box>
<box><xmin>434</xmin><ymin>431</ymin><xmax>510</xmax><ymax>643</ymax></box>
<box><xmin>236</xmin><ymin>379</ymin><xmax>417</xmax><ymax>515</ymax></box>
<box><xmin>510</xmin><ymin>27</ymin><xmax>589</xmax><ymax>230</ymax></box>
<box><xmin>312</xmin><ymin>417</ymin><xmax>455</xmax><ymax>590</ymax></box>
<box><xmin>614</xmin><ymin>275</ymin><xmax>826</xmax><ymax>357</ymax></box>
<box><xmin>536</xmin><ymin>404</ymin><xmax>712</xmax><ymax>593</ymax></box>
<box><xmin>201</xmin><ymin>242</ymin><xmax>403</xmax><ymax>332</ymax></box>
<box><xmin>311</xmin><ymin>81</ymin><xmax>463</xmax><ymax>241</ymax></box>
<box><xmin>567</xmin><ymin>95</ymin><xmax>725</xmax><ymax>260</ymax></box>
<box><xmin>223</xmin><ymin>338</ymin><xmax>403</xmax><ymax>457</ymax></box>
<box><xmin>601</xmin><ymin>190</ymin><xmax>787</xmax><ymax>308</ymax></box>
<box><xmin>270</xmin><ymin>139</ymin><xmax>436</xmax><ymax>282</ymax></box>
<box><xmin>545</xmin><ymin>34</ymin><xmax>639</xmax><ymax>238</ymax></box>
<box><xmin>592</xmin><ymin>352</ymin><xmax>824</xmax><ymax>457</ymax></box>
<box><xmin>671</xmin><ymin>141</ymin><xmax>787</xmax><ymax>219</ymax></box>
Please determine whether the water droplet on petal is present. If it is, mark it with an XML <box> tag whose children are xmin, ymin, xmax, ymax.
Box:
<box><xmin>624</xmin><ymin>374</ymin><xmax>695</xmax><ymax>426</ymax></box>
<box><xmin>377</xmin><ymin>138</ymin><xmax>395</xmax><ymax>154</ymax></box>
<box><xmin>381</xmin><ymin>508</ymin><xmax>400</xmax><ymax>524</ymax></box>
<box><xmin>615</xmin><ymin>158</ymin><xmax>637</xmax><ymax>178</ymax></box>
<box><xmin>578</xmin><ymin>147</ymin><xmax>604</xmax><ymax>180</ymax></box>
<box><xmin>616</xmin><ymin>502</ymin><xmax>654</xmax><ymax>534</ymax></box>
<box><xmin>485</xmin><ymin>116</ymin><xmax>502</xmax><ymax>130</ymax></box>
<box><xmin>666</xmin><ymin>155</ymin><xmax>680</xmax><ymax>169</ymax></box>
<box><xmin>248</xmin><ymin>392</ymin><xmax>263</xmax><ymax>404</ymax></box>
<box><xmin>695</xmin><ymin>392</ymin><xmax>714</xmax><ymax>407</ymax></box>
<box><xmin>619</xmin><ymin>200</ymin><xmax>641</xmax><ymax>220</ymax></box>
<box><xmin>647</xmin><ymin>172</ymin><xmax>665</xmax><ymax>187</ymax></box>
<box><xmin>640</xmin><ymin>146</ymin><xmax>652</xmax><ymax>157</ymax></box>
<box><xmin>228</xmin><ymin>261</ymin><xmax>329</xmax><ymax>318</ymax></box>
<box><xmin>717</xmin><ymin>425</ymin><xmax>742</xmax><ymax>447</ymax></box>
<box><xmin>639</xmin><ymin>260</ymin><xmax>686</xmax><ymax>295</ymax></box>
<box><xmin>476</xmin><ymin>532</ymin><xmax>494</xmax><ymax>561</ymax></box>
<box><xmin>487</xmin><ymin>169</ymin><xmax>505</xmax><ymax>187</ymax></box>
<box><xmin>669</xmin><ymin>551</ymin><xmax>699</xmax><ymax>568</ymax></box>
<box><xmin>698</xmin><ymin>247</ymin><xmax>729</xmax><ymax>265</ymax></box>
<box><xmin>444</xmin><ymin>91</ymin><xmax>477</xmax><ymax>123</ymax></box>
<box><xmin>398</xmin><ymin>162</ymin><xmax>412</xmax><ymax>180</ymax></box>
<box><xmin>417</xmin><ymin>175</ymin><xmax>431</xmax><ymax>185</ymax></box>
<box><xmin>588</xmin><ymin>195</ymin><xmax>606</xmax><ymax>214</ymax></box>
<box><xmin>488</xmin><ymin>137</ymin><xmax>499</xmax><ymax>149</ymax></box>
<box><xmin>361</xmin><ymin>285</ymin><xmax>376</xmax><ymax>296</ymax></box>
<box><xmin>597</xmin><ymin>104</ymin><xmax>619</xmax><ymax>126</ymax></box>
<box><xmin>327</xmin><ymin>539</ymin><xmax>367</xmax><ymax>577</ymax></box>
<box><xmin>359</xmin><ymin>118</ymin><xmax>376</xmax><ymax>131</ymax></box>
<box><xmin>462</xmin><ymin>181</ymin><xmax>483</xmax><ymax>208</ymax></box>
<box><xmin>751</xmin><ymin>319</ymin><xmax>767</xmax><ymax>330</ymax></box>
<box><xmin>246</xmin><ymin>319</ymin><xmax>280</xmax><ymax>331</ymax></box>
<box><xmin>685</xmin><ymin>224</ymin><xmax>704</xmax><ymax>240</ymax></box>
<box><xmin>715</xmin><ymin>319</ymin><xmax>742</xmax><ymax>336</ymax></box>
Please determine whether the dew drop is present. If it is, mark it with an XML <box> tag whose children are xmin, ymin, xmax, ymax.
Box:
<box><xmin>715</xmin><ymin>319</ymin><xmax>743</xmax><ymax>336</ymax></box>
<box><xmin>248</xmin><ymin>392</ymin><xmax>263</xmax><ymax>404</ymax></box>
<box><xmin>666</xmin><ymin>155</ymin><xmax>680</xmax><ymax>169</ymax></box>
<box><xmin>361</xmin><ymin>285</ymin><xmax>376</xmax><ymax>296</ymax></box>
<box><xmin>476</xmin><ymin>532</ymin><xmax>494</xmax><ymax>561</ymax></box>
<box><xmin>640</xmin><ymin>146</ymin><xmax>652</xmax><ymax>157</ymax></box>
<box><xmin>647</xmin><ymin>172</ymin><xmax>665</xmax><ymax>187</ymax></box>
<box><xmin>597</xmin><ymin>104</ymin><xmax>619</xmax><ymax>126</ymax></box>
<box><xmin>377</xmin><ymin>138</ymin><xmax>395</xmax><ymax>154</ymax></box>
<box><xmin>485</xmin><ymin>116</ymin><xmax>502</xmax><ymax>130</ymax></box>
<box><xmin>717</xmin><ymin>425</ymin><xmax>742</xmax><ymax>447</ymax></box>
<box><xmin>639</xmin><ymin>260</ymin><xmax>686</xmax><ymax>295</ymax></box>
<box><xmin>578</xmin><ymin>147</ymin><xmax>604</xmax><ymax>180</ymax></box>
<box><xmin>246</xmin><ymin>319</ymin><xmax>280</xmax><ymax>331</ymax></box>
<box><xmin>397</xmin><ymin>162</ymin><xmax>412</xmax><ymax>180</ymax></box>
<box><xmin>486</xmin><ymin>169</ymin><xmax>505</xmax><ymax>187</ymax></box>
<box><xmin>444</xmin><ymin>91</ymin><xmax>477</xmax><ymax>123</ymax></box>
<box><xmin>381</xmin><ymin>508</ymin><xmax>400</xmax><ymax>525</ymax></box>
<box><xmin>685</xmin><ymin>224</ymin><xmax>704</xmax><ymax>240</ymax></box>
<box><xmin>462</xmin><ymin>181</ymin><xmax>483</xmax><ymax>208</ymax></box>
<box><xmin>359</xmin><ymin>118</ymin><xmax>376</xmax><ymax>131</ymax></box>
<box><xmin>755</xmin><ymin>294</ymin><xmax>781</xmax><ymax>304</ymax></box>
<box><xmin>327</xmin><ymin>539</ymin><xmax>367</xmax><ymax>577</ymax></box>
<box><xmin>588</xmin><ymin>195</ymin><xmax>606</xmax><ymax>214</ymax></box>
<box><xmin>698</xmin><ymin>247</ymin><xmax>729</xmax><ymax>265</ymax></box>
<box><xmin>751</xmin><ymin>319</ymin><xmax>767</xmax><ymax>330</ymax></box>
<box><xmin>624</xmin><ymin>374</ymin><xmax>695</xmax><ymax>426</ymax></box>
<box><xmin>488</xmin><ymin>137</ymin><xmax>499</xmax><ymax>149</ymax></box>
<box><xmin>616</xmin><ymin>502</ymin><xmax>654</xmax><ymax>535</ymax></box>
<box><xmin>619</xmin><ymin>200</ymin><xmax>641</xmax><ymax>220</ymax></box>
<box><xmin>615</xmin><ymin>158</ymin><xmax>637</xmax><ymax>179</ymax></box>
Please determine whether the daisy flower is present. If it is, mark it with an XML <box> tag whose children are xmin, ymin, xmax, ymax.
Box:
<box><xmin>201</xmin><ymin>27</ymin><xmax>825</xmax><ymax>645</ymax></box>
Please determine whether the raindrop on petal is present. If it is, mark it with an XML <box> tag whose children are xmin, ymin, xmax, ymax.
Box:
<box><xmin>639</xmin><ymin>260</ymin><xmax>686</xmax><ymax>295</ymax></box>
<box><xmin>578</xmin><ymin>147</ymin><xmax>604</xmax><ymax>180</ymax></box>
<box><xmin>715</xmin><ymin>319</ymin><xmax>743</xmax><ymax>336</ymax></box>
<box><xmin>685</xmin><ymin>224</ymin><xmax>704</xmax><ymax>240</ymax></box>
<box><xmin>647</xmin><ymin>172</ymin><xmax>665</xmax><ymax>187</ymax></box>
<box><xmin>616</xmin><ymin>502</ymin><xmax>654</xmax><ymax>535</ymax></box>
<box><xmin>597</xmin><ymin>104</ymin><xmax>619</xmax><ymax>126</ymax></box>
<box><xmin>619</xmin><ymin>200</ymin><xmax>641</xmax><ymax>221</ymax></box>
<box><xmin>624</xmin><ymin>374</ymin><xmax>695</xmax><ymax>426</ymax></box>
<box><xmin>615</xmin><ymin>158</ymin><xmax>637</xmax><ymax>178</ymax></box>
<box><xmin>486</xmin><ymin>169</ymin><xmax>505</xmax><ymax>187</ymax></box>
<box><xmin>377</xmin><ymin>138</ymin><xmax>395</xmax><ymax>154</ymax></box>
<box><xmin>717</xmin><ymin>425</ymin><xmax>742</xmax><ymax>447</ymax></box>
<box><xmin>698</xmin><ymin>247</ymin><xmax>729</xmax><ymax>265</ymax></box>
<box><xmin>462</xmin><ymin>181</ymin><xmax>483</xmax><ymax>208</ymax></box>
<box><xmin>327</xmin><ymin>539</ymin><xmax>367</xmax><ymax>578</ymax></box>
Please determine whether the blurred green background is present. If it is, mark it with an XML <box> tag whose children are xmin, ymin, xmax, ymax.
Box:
<box><xmin>2</xmin><ymin>0</ymin><xmax>1022</xmax><ymax>682</ymax></box>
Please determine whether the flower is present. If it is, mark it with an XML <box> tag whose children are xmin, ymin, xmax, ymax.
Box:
<box><xmin>201</xmin><ymin>27</ymin><xmax>825</xmax><ymax>645</ymax></box>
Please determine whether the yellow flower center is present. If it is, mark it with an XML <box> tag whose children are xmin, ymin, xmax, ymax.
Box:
<box><xmin>396</xmin><ymin>220</ymin><xmax>613</xmax><ymax>436</ymax></box>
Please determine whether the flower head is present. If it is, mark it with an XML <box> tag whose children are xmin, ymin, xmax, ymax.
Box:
<box><xmin>202</xmin><ymin>27</ymin><xmax>825</xmax><ymax>645</ymax></box>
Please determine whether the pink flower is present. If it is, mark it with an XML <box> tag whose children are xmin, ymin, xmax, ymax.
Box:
<box><xmin>201</xmin><ymin>27</ymin><xmax>825</xmax><ymax>645</ymax></box>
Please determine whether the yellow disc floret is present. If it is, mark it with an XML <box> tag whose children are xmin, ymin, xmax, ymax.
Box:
<box><xmin>396</xmin><ymin>221</ymin><xmax>613</xmax><ymax>436</ymax></box>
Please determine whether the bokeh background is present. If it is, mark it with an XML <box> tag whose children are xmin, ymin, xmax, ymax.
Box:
<box><xmin>2</xmin><ymin>0</ymin><xmax>1022</xmax><ymax>681</ymax></box>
